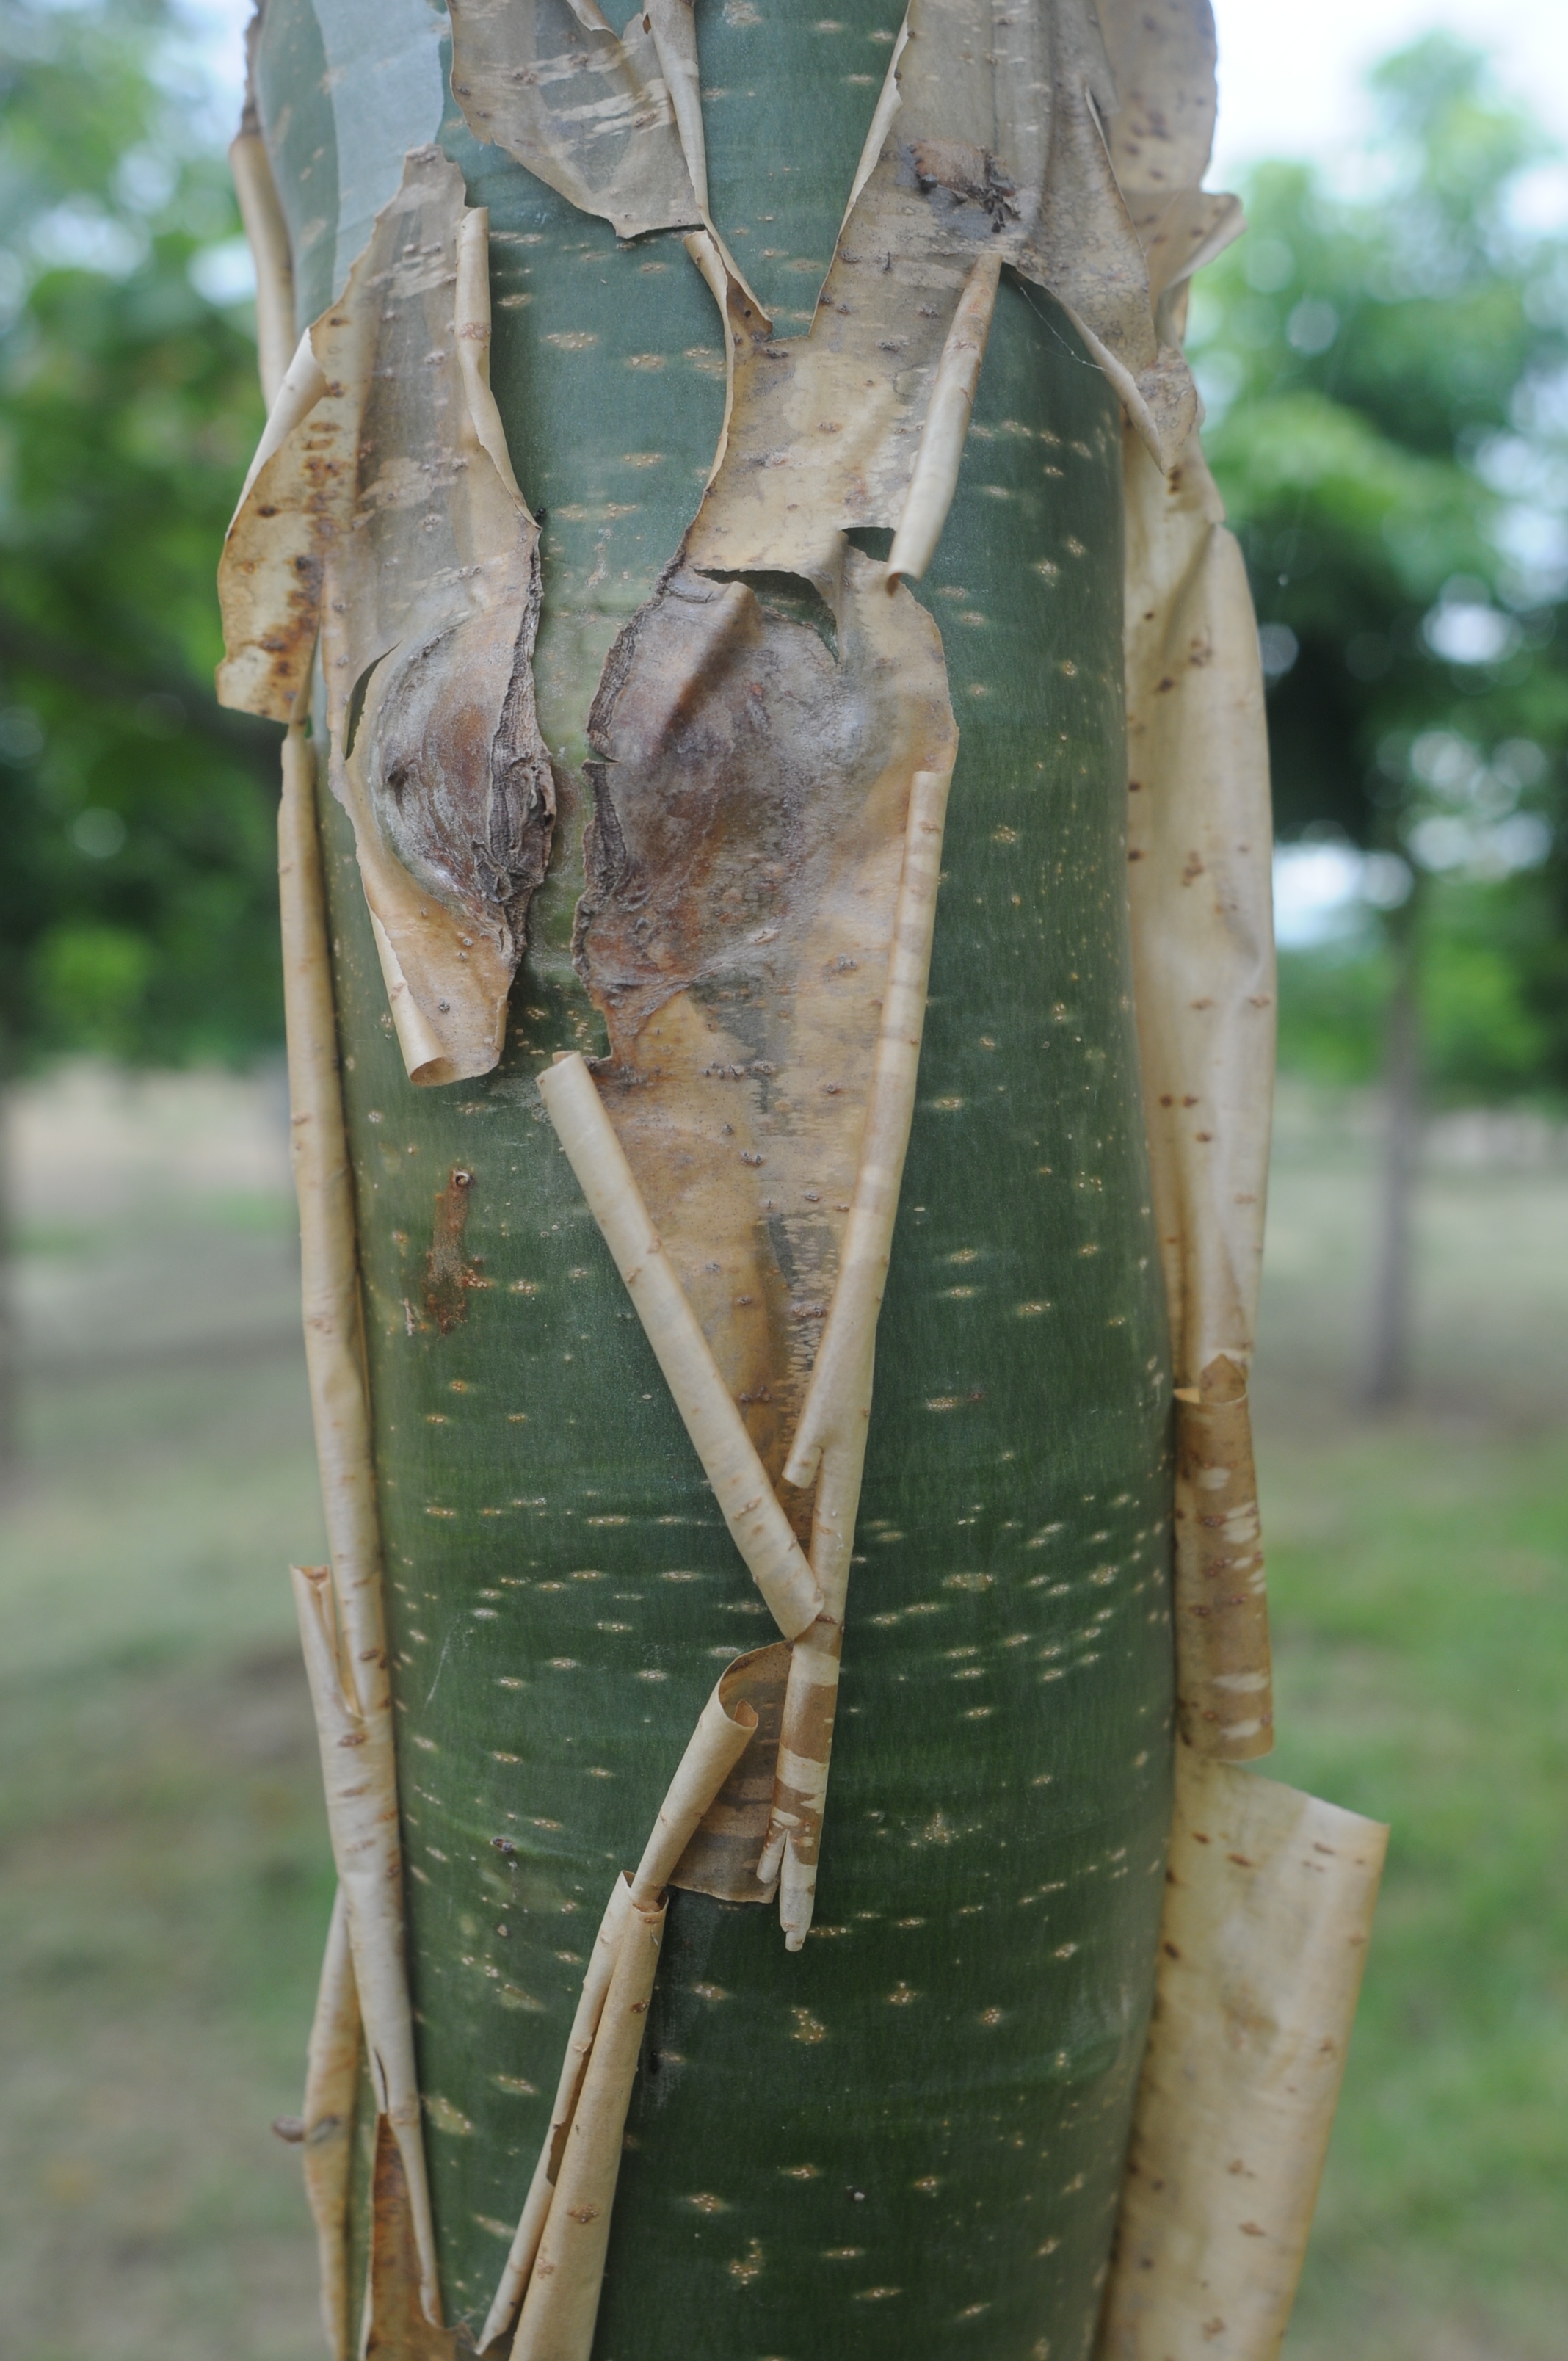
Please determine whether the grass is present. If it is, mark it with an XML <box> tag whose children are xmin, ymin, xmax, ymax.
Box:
<box><xmin>0</xmin><ymin>1073</ymin><xmax>1564</xmax><ymax>2356</ymax></box>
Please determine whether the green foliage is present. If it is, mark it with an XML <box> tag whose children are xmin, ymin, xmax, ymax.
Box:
<box><xmin>0</xmin><ymin>0</ymin><xmax>280</xmax><ymax>1072</ymax></box>
<box><xmin>1277</xmin><ymin>874</ymin><xmax>1557</xmax><ymax>1105</ymax></box>
<box><xmin>1194</xmin><ymin>35</ymin><xmax>1568</xmax><ymax>1098</ymax></box>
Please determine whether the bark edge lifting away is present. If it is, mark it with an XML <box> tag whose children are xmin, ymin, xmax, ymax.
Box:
<box><xmin>220</xmin><ymin>151</ymin><xmax>553</xmax><ymax>1089</ymax></box>
<box><xmin>537</xmin><ymin>1051</ymin><xmax>824</xmax><ymax>1642</ymax></box>
<box><xmin>1111</xmin><ymin>0</ymin><xmax>1277</xmax><ymax>1763</ymax></box>
<box><xmin>1095</xmin><ymin>1752</ymin><xmax>1387</xmax><ymax>2361</ymax></box>
<box><xmin>481</xmin><ymin>1650</ymin><xmax>772</xmax><ymax>2357</ymax></box>
<box><xmin>278</xmin><ymin>722</ymin><xmax>438</xmax><ymax>2324</ymax></box>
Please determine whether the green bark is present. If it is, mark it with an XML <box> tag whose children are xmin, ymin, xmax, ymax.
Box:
<box><xmin>256</xmin><ymin>3</ymin><xmax>1175</xmax><ymax>2352</ymax></box>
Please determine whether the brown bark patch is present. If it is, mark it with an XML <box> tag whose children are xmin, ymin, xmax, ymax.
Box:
<box><xmin>363</xmin><ymin>2117</ymin><xmax>464</xmax><ymax>2360</ymax></box>
<box><xmin>571</xmin><ymin>553</ymin><xmax>951</xmax><ymax>1455</ymax></box>
<box><xmin>1172</xmin><ymin>1354</ymin><xmax>1273</xmax><ymax>1760</ymax></box>
<box><xmin>424</xmin><ymin>1167</ymin><xmax>480</xmax><ymax>1335</ymax></box>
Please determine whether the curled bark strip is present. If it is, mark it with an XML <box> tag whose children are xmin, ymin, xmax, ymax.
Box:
<box><xmin>628</xmin><ymin>1666</ymin><xmax>759</xmax><ymax>1907</ymax></box>
<box><xmin>763</xmin><ymin>761</ymin><xmax>954</xmax><ymax>1946</ymax></box>
<box><xmin>1096</xmin><ymin>1752</ymin><xmax>1387</xmax><ymax>2361</ymax></box>
<box><xmin>229</xmin><ymin>9</ymin><xmax>296</xmax><ymax>408</ymax></box>
<box><xmin>294</xmin><ymin>1567</ymin><xmax>438</xmax><ymax>2327</ymax></box>
<box><xmin>1095</xmin><ymin>0</ymin><xmax>1243</xmax><ymax>340</ymax></box>
<box><xmin>667</xmin><ymin>1639</ymin><xmax>791</xmax><ymax>1903</ymax></box>
<box><xmin>302</xmin><ymin>1887</ymin><xmax>360</xmax><ymax>2361</ymax></box>
<box><xmin>447</xmin><ymin>0</ymin><xmax>701</xmax><ymax>239</ymax></box>
<box><xmin>483</xmin><ymin>1653</ymin><xmax>763</xmax><ymax>2351</ymax></box>
<box><xmin>1121</xmin><ymin>424</ymin><xmax>1275</xmax><ymax>1753</ymax></box>
<box><xmin>279</xmin><ymin>725</ymin><xmax>438</xmax><ymax>2321</ymax></box>
<box><xmin>229</xmin><ymin>136</ymin><xmax>296</xmax><ymax>408</ymax></box>
<box><xmin>1109</xmin><ymin>7</ymin><xmax>1274</xmax><ymax>1750</ymax></box>
<box><xmin>761</xmin><ymin>1411</ymin><xmax>870</xmax><ymax>1950</ymax></box>
<box><xmin>221</xmin><ymin>150</ymin><xmax>553</xmax><ymax>1087</ymax></box>
<box><xmin>642</xmin><ymin>0</ymin><xmax>707</xmax><ymax>215</ymax></box>
<box><xmin>538</xmin><ymin>1052</ymin><xmax>824</xmax><ymax>1642</ymax></box>
<box><xmin>512</xmin><ymin>1898</ymin><xmax>667</xmax><ymax>2361</ymax></box>
<box><xmin>1173</xmin><ymin>1356</ymin><xmax>1271</xmax><ymax>1759</ymax></box>
<box><xmin>887</xmin><ymin>248</ymin><xmax>1001</xmax><ymax>584</ymax></box>
<box><xmin>785</xmin><ymin>761</ymin><xmax>954</xmax><ymax>1494</ymax></box>
<box><xmin>478</xmin><ymin>1877</ymin><xmax>634</xmax><ymax>2354</ymax></box>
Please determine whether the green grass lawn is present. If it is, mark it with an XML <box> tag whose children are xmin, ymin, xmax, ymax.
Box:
<box><xmin>0</xmin><ymin>1084</ymin><xmax>1563</xmax><ymax>2357</ymax></box>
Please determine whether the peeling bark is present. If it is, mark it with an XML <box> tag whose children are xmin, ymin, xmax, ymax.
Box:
<box><xmin>448</xmin><ymin>0</ymin><xmax>703</xmax><ymax>241</ymax></box>
<box><xmin>222</xmin><ymin>152</ymin><xmax>553</xmax><ymax>1086</ymax></box>
<box><xmin>228</xmin><ymin>4</ymin><xmax>1382</xmax><ymax>2355</ymax></box>
<box><xmin>1172</xmin><ymin>1354</ymin><xmax>1271</xmax><ymax>1756</ymax></box>
<box><xmin>301</xmin><ymin>1887</ymin><xmax>360</xmax><ymax>2361</ymax></box>
<box><xmin>1096</xmin><ymin>1753</ymin><xmax>1387</xmax><ymax>2361</ymax></box>
<box><xmin>279</xmin><ymin>716</ymin><xmax>438</xmax><ymax>2326</ymax></box>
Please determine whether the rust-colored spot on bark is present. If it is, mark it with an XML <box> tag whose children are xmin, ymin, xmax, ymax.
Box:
<box><xmin>424</xmin><ymin>1167</ymin><xmax>479</xmax><ymax>1333</ymax></box>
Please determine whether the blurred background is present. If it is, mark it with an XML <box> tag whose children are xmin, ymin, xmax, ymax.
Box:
<box><xmin>0</xmin><ymin>1</ymin><xmax>1563</xmax><ymax>2354</ymax></box>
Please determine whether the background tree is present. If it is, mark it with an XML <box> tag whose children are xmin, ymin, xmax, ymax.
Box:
<box><xmin>0</xmin><ymin>0</ymin><xmax>280</xmax><ymax>1459</ymax></box>
<box><xmin>1188</xmin><ymin>35</ymin><xmax>1568</xmax><ymax>1399</ymax></box>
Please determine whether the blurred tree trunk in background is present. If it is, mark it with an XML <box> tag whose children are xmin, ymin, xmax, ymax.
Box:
<box><xmin>1364</xmin><ymin>884</ymin><xmax>1423</xmax><ymax>1407</ymax></box>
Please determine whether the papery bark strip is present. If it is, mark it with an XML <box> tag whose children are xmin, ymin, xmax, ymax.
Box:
<box><xmin>301</xmin><ymin>1885</ymin><xmax>360</xmax><ymax>2361</ymax></box>
<box><xmin>887</xmin><ymin>249</ymin><xmax>1002</xmax><ymax>585</ymax></box>
<box><xmin>484</xmin><ymin>1657</ymin><xmax>762</xmax><ymax>2349</ymax></box>
<box><xmin>478</xmin><ymin>1877</ymin><xmax>634</xmax><ymax>2354</ymax></box>
<box><xmin>279</xmin><ymin>724</ymin><xmax>438</xmax><ymax>2318</ymax></box>
<box><xmin>511</xmin><ymin>1898</ymin><xmax>667</xmax><ymax>2361</ymax></box>
<box><xmin>764</xmin><ymin>758</ymin><xmax>954</xmax><ymax>1944</ymax></box>
<box><xmin>1096</xmin><ymin>1753</ymin><xmax>1387</xmax><ymax>2361</ymax></box>
<box><xmin>537</xmin><ymin>1053</ymin><xmax>824</xmax><ymax>1642</ymax></box>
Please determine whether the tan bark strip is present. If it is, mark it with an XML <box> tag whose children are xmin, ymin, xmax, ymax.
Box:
<box><xmin>785</xmin><ymin>760</ymin><xmax>954</xmax><ymax>1493</ymax></box>
<box><xmin>222</xmin><ymin>155</ymin><xmax>554</xmax><ymax>1087</ymax></box>
<box><xmin>887</xmin><ymin>248</ymin><xmax>1002</xmax><ymax>585</ymax></box>
<box><xmin>643</xmin><ymin>0</ymin><xmax>707</xmax><ymax>214</ymax></box>
<box><xmin>537</xmin><ymin>1052</ymin><xmax>824</xmax><ymax>1641</ymax></box>
<box><xmin>482</xmin><ymin>1649</ymin><xmax>768</xmax><ymax>2349</ymax></box>
<box><xmin>1122</xmin><ymin>418</ymin><xmax>1274</xmax><ymax>1401</ymax></box>
<box><xmin>478</xmin><ymin>1876</ymin><xmax>634</xmax><ymax>2354</ymax></box>
<box><xmin>447</xmin><ymin>0</ymin><xmax>700</xmax><ymax>240</ymax></box>
<box><xmin>227</xmin><ymin>328</ymin><xmax>327</xmax><ymax>529</ymax></box>
<box><xmin>761</xmin><ymin>1413</ymin><xmax>870</xmax><ymax>1950</ymax></box>
<box><xmin>228</xmin><ymin>121</ymin><xmax>296</xmax><ymax>408</ymax></box>
<box><xmin>1096</xmin><ymin>1752</ymin><xmax>1387</xmax><ymax>2361</ymax></box>
<box><xmin>300</xmin><ymin>1886</ymin><xmax>360</xmax><ymax>2361</ymax></box>
<box><xmin>455</xmin><ymin>206</ymin><xmax>531</xmax><ymax>512</ymax></box>
<box><xmin>511</xmin><ymin>1900</ymin><xmax>667</xmax><ymax>2361</ymax></box>
<box><xmin>762</xmin><ymin>758</ymin><xmax>954</xmax><ymax>1945</ymax></box>
<box><xmin>294</xmin><ymin>1567</ymin><xmax>438</xmax><ymax>2327</ymax></box>
<box><xmin>1122</xmin><ymin>418</ymin><xmax>1275</xmax><ymax>1760</ymax></box>
<box><xmin>667</xmin><ymin>1640</ymin><xmax>792</xmax><ymax>1903</ymax></box>
<box><xmin>1173</xmin><ymin>1356</ymin><xmax>1271</xmax><ymax>1759</ymax></box>
<box><xmin>279</xmin><ymin>723</ymin><xmax>438</xmax><ymax>2322</ymax></box>
<box><xmin>628</xmin><ymin>1663</ymin><xmax>760</xmax><ymax>1907</ymax></box>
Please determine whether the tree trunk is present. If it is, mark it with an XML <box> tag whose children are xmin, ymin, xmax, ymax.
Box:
<box><xmin>1363</xmin><ymin>883</ymin><xmax>1421</xmax><ymax>1408</ymax></box>
<box><xmin>227</xmin><ymin>4</ymin><xmax>1307</xmax><ymax>2357</ymax></box>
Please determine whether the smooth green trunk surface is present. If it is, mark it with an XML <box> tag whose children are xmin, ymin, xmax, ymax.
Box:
<box><xmin>257</xmin><ymin>4</ymin><xmax>1175</xmax><ymax>2353</ymax></box>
